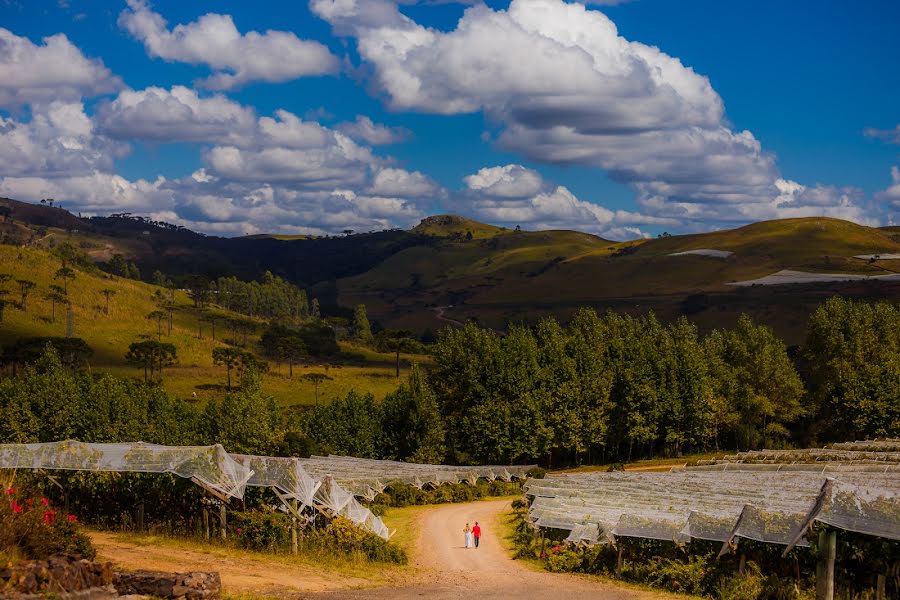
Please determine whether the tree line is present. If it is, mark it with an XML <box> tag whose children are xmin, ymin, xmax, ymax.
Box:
<box><xmin>1</xmin><ymin>297</ymin><xmax>898</xmax><ymax>467</ymax></box>
<box><xmin>303</xmin><ymin>297</ymin><xmax>900</xmax><ymax>465</ymax></box>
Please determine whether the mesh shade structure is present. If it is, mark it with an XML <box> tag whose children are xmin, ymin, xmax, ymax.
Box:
<box><xmin>828</xmin><ymin>439</ymin><xmax>900</xmax><ymax>452</ymax></box>
<box><xmin>524</xmin><ymin>469</ymin><xmax>900</xmax><ymax>552</ymax></box>
<box><xmin>299</xmin><ymin>455</ymin><xmax>534</xmax><ymax>500</ymax></box>
<box><xmin>0</xmin><ymin>441</ymin><xmax>532</xmax><ymax>541</ymax></box>
<box><xmin>0</xmin><ymin>440</ymin><xmax>252</xmax><ymax>500</ymax></box>
<box><xmin>230</xmin><ymin>454</ymin><xmax>321</xmax><ymax>509</ymax></box>
<box><xmin>696</xmin><ymin>448</ymin><xmax>900</xmax><ymax>466</ymax></box>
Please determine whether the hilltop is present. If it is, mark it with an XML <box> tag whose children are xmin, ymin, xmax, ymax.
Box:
<box><xmin>3</xmin><ymin>197</ymin><xmax>900</xmax><ymax>343</ymax></box>
<box><xmin>412</xmin><ymin>215</ymin><xmax>510</xmax><ymax>239</ymax></box>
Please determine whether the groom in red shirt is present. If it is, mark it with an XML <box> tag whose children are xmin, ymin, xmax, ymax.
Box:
<box><xmin>472</xmin><ymin>521</ymin><xmax>481</xmax><ymax>548</ymax></box>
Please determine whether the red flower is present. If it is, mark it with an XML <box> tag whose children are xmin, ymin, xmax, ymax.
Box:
<box><xmin>43</xmin><ymin>509</ymin><xmax>56</xmax><ymax>523</ymax></box>
<box><xmin>4</xmin><ymin>487</ymin><xmax>13</xmax><ymax>495</ymax></box>
<box><xmin>67</xmin><ymin>514</ymin><xmax>77</xmax><ymax>522</ymax></box>
<box><xmin>236</xmin><ymin>528</ymin><xmax>242</xmax><ymax>534</ymax></box>
<box><xmin>12</xmin><ymin>500</ymin><xmax>22</xmax><ymax>513</ymax></box>
<box><xmin>26</xmin><ymin>498</ymin><xmax>33</xmax><ymax>505</ymax></box>
<box><xmin>41</xmin><ymin>497</ymin><xmax>49</xmax><ymax>506</ymax></box>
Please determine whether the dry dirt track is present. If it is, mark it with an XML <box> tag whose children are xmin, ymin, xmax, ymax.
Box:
<box><xmin>301</xmin><ymin>499</ymin><xmax>676</xmax><ymax>600</ymax></box>
<box><xmin>90</xmin><ymin>531</ymin><xmax>377</xmax><ymax>596</ymax></box>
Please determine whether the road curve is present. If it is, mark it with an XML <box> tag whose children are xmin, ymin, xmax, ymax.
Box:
<box><xmin>302</xmin><ymin>499</ymin><xmax>674</xmax><ymax>600</ymax></box>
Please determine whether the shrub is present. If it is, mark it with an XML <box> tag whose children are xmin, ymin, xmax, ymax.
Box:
<box><xmin>231</xmin><ymin>511</ymin><xmax>291</xmax><ymax>551</ymax></box>
<box><xmin>716</xmin><ymin>561</ymin><xmax>764</xmax><ymax>600</ymax></box>
<box><xmin>641</xmin><ymin>554</ymin><xmax>709</xmax><ymax>595</ymax></box>
<box><xmin>1</xmin><ymin>486</ymin><xmax>94</xmax><ymax>561</ymax></box>
<box><xmin>545</xmin><ymin>545</ymin><xmax>583</xmax><ymax>572</ymax></box>
<box><xmin>313</xmin><ymin>517</ymin><xmax>407</xmax><ymax>564</ymax></box>
<box><xmin>526</xmin><ymin>467</ymin><xmax>547</xmax><ymax>479</ymax></box>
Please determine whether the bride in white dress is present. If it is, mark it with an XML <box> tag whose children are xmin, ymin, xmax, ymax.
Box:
<box><xmin>464</xmin><ymin>522</ymin><xmax>473</xmax><ymax>548</ymax></box>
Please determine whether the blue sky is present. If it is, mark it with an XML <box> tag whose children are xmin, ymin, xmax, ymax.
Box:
<box><xmin>1</xmin><ymin>0</ymin><xmax>898</xmax><ymax>238</ymax></box>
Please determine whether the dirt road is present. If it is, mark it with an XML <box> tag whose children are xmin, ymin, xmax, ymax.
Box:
<box><xmin>92</xmin><ymin>500</ymin><xmax>677</xmax><ymax>599</ymax></box>
<box><xmin>303</xmin><ymin>499</ymin><xmax>675</xmax><ymax>600</ymax></box>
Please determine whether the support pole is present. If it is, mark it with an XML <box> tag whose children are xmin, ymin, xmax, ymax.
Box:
<box><xmin>616</xmin><ymin>544</ymin><xmax>624</xmax><ymax>576</ymax></box>
<box><xmin>219</xmin><ymin>504</ymin><xmax>227</xmax><ymax>540</ymax></box>
<box><xmin>202</xmin><ymin>506</ymin><xmax>210</xmax><ymax>540</ymax></box>
<box><xmin>876</xmin><ymin>574</ymin><xmax>886</xmax><ymax>600</ymax></box>
<box><xmin>816</xmin><ymin>530</ymin><xmax>836</xmax><ymax>600</ymax></box>
<box><xmin>291</xmin><ymin>500</ymin><xmax>299</xmax><ymax>555</ymax></box>
<box><xmin>739</xmin><ymin>553</ymin><xmax>746</xmax><ymax>576</ymax></box>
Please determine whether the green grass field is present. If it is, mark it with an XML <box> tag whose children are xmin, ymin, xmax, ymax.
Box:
<box><xmin>0</xmin><ymin>245</ymin><xmax>413</xmax><ymax>407</ymax></box>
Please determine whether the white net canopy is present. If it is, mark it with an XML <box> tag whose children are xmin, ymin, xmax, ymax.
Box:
<box><xmin>827</xmin><ymin>439</ymin><xmax>900</xmax><ymax>452</ymax></box>
<box><xmin>299</xmin><ymin>455</ymin><xmax>533</xmax><ymax>500</ymax></box>
<box><xmin>524</xmin><ymin>469</ymin><xmax>900</xmax><ymax>550</ymax></box>
<box><xmin>0</xmin><ymin>440</ymin><xmax>251</xmax><ymax>500</ymax></box>
<box><xmin>0</xmin><ymin>441</ymin><xmax>531</xmax><ymax>541</ymax></box>
<box><xmin>230</xmin><ymin>454</ymin><xmax>321</xmax><ymax>509</ymax></box>
<box><xmin>697</xmin><ymin>447</ymin><xmax>900</xmax><ymax>466</ymax></box>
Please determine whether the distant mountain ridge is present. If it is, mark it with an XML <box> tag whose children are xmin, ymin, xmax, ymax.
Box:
<box><xmin>3</xmin><ymin>196</ymin><xmax>900</xmax><ymax>343</ymax></box>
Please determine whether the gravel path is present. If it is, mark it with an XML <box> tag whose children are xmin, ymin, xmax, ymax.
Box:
<box><xmin>301</xmin><ymin>499</ymin><xmax>676</xmax><ymax>600</ymax></box>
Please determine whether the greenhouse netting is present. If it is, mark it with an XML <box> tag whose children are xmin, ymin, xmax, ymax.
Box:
<box><xmin>524</xmin><ymin>468</ymin><xmax>900</xmax><ymax>549</ymax></box>
<box><xmin>299</xmin><ymin>455</ymin><xmax>533</xmax><ymax>500</ymax></box>
<box><xmin>696</xmin><ymin>447</ymin><xmax>900</xmax><ymax>466</ymax></box>
<box><xmin>0</xmin><ymin>440</ymin><xmax>251</xmax><ymax>500</ymax></box>
<box><xmin>0</xmin><ymin>441</ymin><xmax>533</xmax><ymax>540</ymax></box>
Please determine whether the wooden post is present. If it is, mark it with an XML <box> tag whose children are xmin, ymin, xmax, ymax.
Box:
<box><xmin>291</xmin><ymin>500</ymin><xmax>299</xmax><ymax>555</ymax></box>
<box><xmin>539</xmin><ymin>530</ymin><xmax>546</xmax><ymax>558</ymax></box>
<box><xmin>739</xmin><ymin>553</ymin><xmax>746</xmax><ymax>576</ymax></box>
<box><xmin>616</xmin><ymin>544</ymin><xmax>624</xmax><ymax>576</ymax></box>
<box><xmin>876</xmin><ymin>574</ymin><xmax>886</xmax><ymax>600</ymax></box>
<box><xmin>202</xmin><ymin>506</ymin><xmax>210</xmax><ymax>540</ymax></box>
<box><xmin>219</xmin><ymin>504</ymin><xmax>227</xmax><ymax>540</ymax></box>
<box><xmin>816</xmin><ymin>530</ymin><xmax>836</xmax><ymax>600</ymax></box>
<box><xmin>135</xmin><ymin>501</ymin><xmax>145</xmax><ymax>532</ymax></box>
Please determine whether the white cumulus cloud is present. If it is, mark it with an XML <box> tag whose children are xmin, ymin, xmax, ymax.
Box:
<box><xmin>313</xmin><ymin>0</ymin><xmax>874</xmax><ymax>229</ymax></box>
<box><xmin>876</xmin><ymin>167</ymin><xmax>900</xmax><ymax>208</ymax></box>
<box><xmin>0</xmin><ymin>28</ymin><xmax>122</xmax><ymax>108</ymax></box>
<box><xmin>0</xmin><ymin>172</ymin><xmax>172</xmax><ymax>215</ymax></box>
<box><xmin>96</xmin><ymin>86</ymin><xmax>257</xmax><ymax>144</ymax></box>
<box><xmin>0</xmin><ymin>102</ymin><xmax>126</xmax><ymax>177</ymax></box>
<box><xmin>119</xmin><ymin>0</ymin><xmax>339</xmax><ymax>89</ymax></box>
<box><xmin>336</xmin><ymin>115</ymin><xmax>411</xmax><ymax>145</ymax></box>
<box><xmin>458</xmin><ymin>164</ymin><xmax>671</xmax><ymax>239</ymax></box>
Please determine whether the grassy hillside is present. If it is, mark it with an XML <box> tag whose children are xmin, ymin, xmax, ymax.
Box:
<box><xmin>338</xmin><ymin>217</ymin><xmax>900</xmax><ymax>342</ymax></box>
<box><xmin>0</xmin><ymin>245</ymin><xmax>411</xmax><ymax>407</ymax></box>
<box><xmin>6</xmin><ymin>196</ymin><xmax>900</xmax><ymax>344</ymax></box>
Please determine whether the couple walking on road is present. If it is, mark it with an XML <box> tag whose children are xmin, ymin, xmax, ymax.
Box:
<box><xmin>463</xmin><ymin>521</ymin><xmax>481</xmax><ymax>549</ymax></box>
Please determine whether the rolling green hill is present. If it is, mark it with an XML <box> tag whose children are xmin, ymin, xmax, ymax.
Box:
<box><xmin>4</xmin><ymin>196</ymin><xmax>900</xmax><ymax>345</ymax></box>
<box><xmin>337</xmin><ymin>216</ymin><xmax>900</xmax><ymax>343</ymax></box>
<box><xmin>0</xmin><ymin>244</ymin><xmax>412</xmax><ymax>408</ymax></box>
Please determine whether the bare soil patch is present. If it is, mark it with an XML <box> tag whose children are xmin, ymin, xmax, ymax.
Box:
<box><xmin>89</xmin><ymin>531</ymin><xmax>384</xmax><ymax>598</ymax></box>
